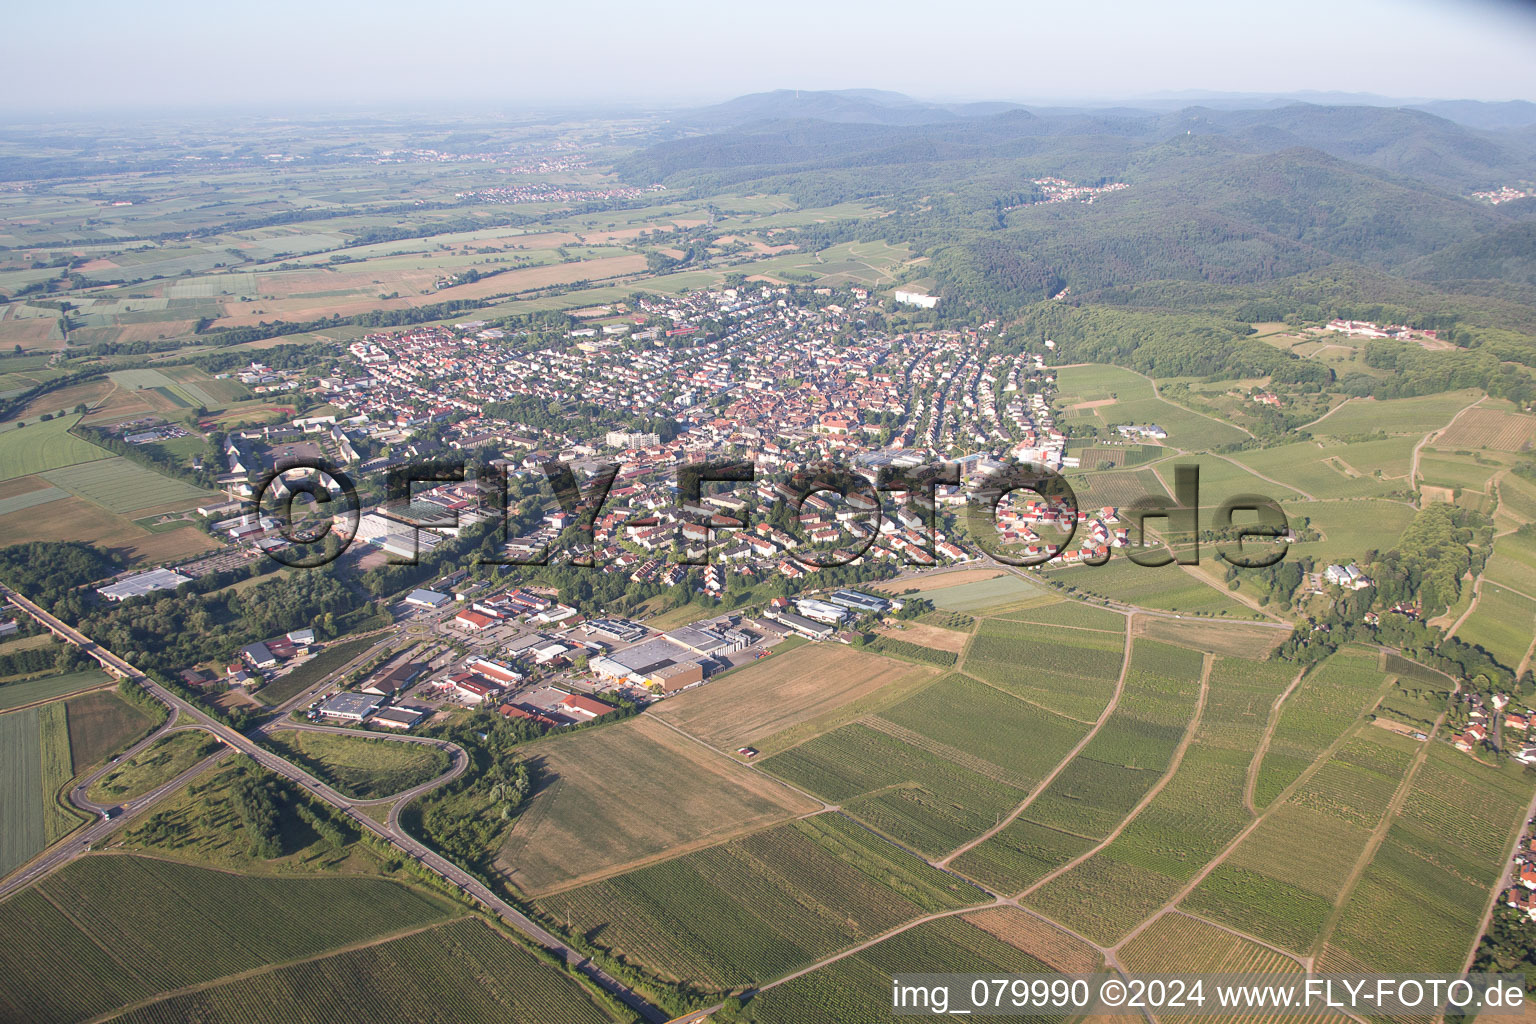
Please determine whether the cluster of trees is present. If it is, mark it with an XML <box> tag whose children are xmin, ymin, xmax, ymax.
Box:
<box><xmin>60</xmin><ymin>566</ymin><xmax>361</xmax><ymax>679</ymax></box>
<box><xmin>1355</xmin><ymin>342</ymin><xmax>1536</xmax><ymax>406</ymax></box>
<box><xmin>0</xmin><ymin>541</ymin><xmax>122</xmax><ymax>606</ymax></box>
<box><xmin>228</xmin><ymin>770</ymin><xmax>287</xmax><ymax>859</ymax></box>
<box><xmin>1470</xmin><ymin>907</ymin><xmax>1536</xmax><ymax>997</ymax></box>
<box><xmin>0</xmin><ymin>640</ymin><xmax>91</xmax><ymax>679</ymax></box>
<box><xmin>1367</xmin><ymin>504</ymin><xmax>1489</xmax><ymax>619</ymax></box>
<box><xmin>1004</xmin><ymin>304</ymin><xmax>1332</xmax><ymax>384</ymax></box>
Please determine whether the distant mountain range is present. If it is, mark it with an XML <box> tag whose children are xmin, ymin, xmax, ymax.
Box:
<box><xmin>672</xmin><ymin>88</ymin><xmax>1536</xmax><ymax>132</ymax></box>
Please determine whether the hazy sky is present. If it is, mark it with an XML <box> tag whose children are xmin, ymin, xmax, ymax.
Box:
<box><xmin>8</xmin><ymin>0</ymin><xmax>1536</xmax><ymax>113</ymax></box>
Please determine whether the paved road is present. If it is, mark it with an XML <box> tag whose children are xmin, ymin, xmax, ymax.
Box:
<box><xmin>1</xmin><ymin>584</ymin><xmax>667</xmax><ymax>1024</ymax></box>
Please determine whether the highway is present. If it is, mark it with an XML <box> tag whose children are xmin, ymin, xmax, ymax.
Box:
<box><xmin>1</xmin><ymin>584</ymin><xmax>668</xmax><ymax>1024</ymax></box>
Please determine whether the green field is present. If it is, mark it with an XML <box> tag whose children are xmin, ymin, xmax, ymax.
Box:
<box><xmin>0</xmin><ymin>704</ymin><xmax>76</xmax><ymax>877</ymax></box>
<box><xmin>41</xmin><ymin>455</ymin><xmax>216</xmax><ymax>513</ymax></box>
<box><xmin>64</xmin><ymin>688</ymin><xmax>158</xmax><ymax>769</ymax></box>
<box><xmin>735</xmin><ymin>912</ymin><xmax>1059</xmax><ymax>1023</ymax></box>
<box><xmin>0</xmin><ymin>668</ymin><xmax>112</xmax><ymax>712</ymax></box>
<box><xmin>920</xmin><ymin>574</ymin><xmax>1043</xmax><ymax>613</ymax></box>
<box><xmin>1454</xmin><ymin>581</ymin><xmax>1536</xmax><ymax>671</ymax></box>
<box><xmin>995</xmin><ymin>657</ymin><xmax>1296</xmax><ymax>943</ymax></box>
<box><xmin>1054</xmin><ymin>364</ymin><xmax>1249</xmax><ymax>447</ymax></box>
<box><xmin>1418</xmin><ymin>452</ymin><xmax>1501</xmax><ymax>492</ymax></box>
<box><xmin>0</xmin><ymin>483</ymin><xmax>69</xmax><ymax>517</ymax></box>
<box><xmin>1485</xmin><ymin>530</ymin><xmax>1536</xmax><ymax>597</ymax></box>
<box><xmin>1252</xmin><ymin>647</ymin><xmax>1389</xmax><ymax>808</ymax></box>
<box><xmin>0</xmin><ymin>854</ymin><xmax>467</xmax><ymax>1022</ymax></box>
<box><xmin>995</xmin><ymin>599</ymin><xmax>1126</xmax><ymax>632</ymax></box>
<box><xmin>961</xmin><ymin>641</ymin><xmax>1202</xmax><ymax>893</ymax></box>
<box><xmin>1312</xmin><ymin>390</ymin><xmax>1481</xmax><ymax>438</ymax></box>
<box><xmin>110</xmin><ymin>917</ymin><xmax>621</xmax><ymax>1024</ymax></box>
<box><xmin>264</xmin><ymin>729</ymin><xmax>450</xmax><ymax>800</ymax></box>
<box><xmin>964</xmin><ymin>618</ymin><xmax>1125</xmax><ymax>720</ymax></box>
<box><xmin>0</xmin><ymin>415</ymin><xmax>108</xmax><ymax>483</ymax></box>
<box><xmin>1228</xmin><ymin>438</ymin><xmax>1416</xmax><ymax>500</ymax></box>
<box><xmin>1321</xmin><ymin>745</ymin><xmax>1533</xmax><ymax>974</ymax></box>
<box><xmin>1051</xmin><ymin>558</ymin><xmax>1262</xmax><ymax>619</ymax></box>
<box><xmin>1284</xmin><ymin>499</ymin><xmax>1418</xmax><ymax>563</ymax></box>
<box><xmin>537</xmin><ymin>814</ymin><xmax>985</xmax><ymax>994</ymax></box>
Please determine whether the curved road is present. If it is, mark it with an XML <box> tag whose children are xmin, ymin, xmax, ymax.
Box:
<box><xmin>1</xmin><ymin>584</ymin><xmax>668</xmax><ymax>1024</ymax></box>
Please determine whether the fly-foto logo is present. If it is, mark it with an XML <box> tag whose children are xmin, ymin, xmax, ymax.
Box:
<box><xmin>252</xmin><ymin>457</ymin><xmax>1289</xmax><ymax>571</ymax></box>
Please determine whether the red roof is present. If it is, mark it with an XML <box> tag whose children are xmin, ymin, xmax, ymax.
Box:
<box><xmin>560</xmin><ymin>694</ymin><xmax>615</xmax><ymax>718</ymax></box>
<box><xmin>455</xmin><ymin>610</ymin><xmax>495</xmax><ymax>629</ymax></box>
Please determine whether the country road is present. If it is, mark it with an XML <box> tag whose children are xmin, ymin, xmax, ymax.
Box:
<box><xmin>0</xmin><ymin>584</ymin><xmax>669</xmax><ymax>1024</ymax></box>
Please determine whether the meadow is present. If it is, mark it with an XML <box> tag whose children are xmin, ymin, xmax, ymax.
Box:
<box><xmin>90</xmin><ymin>730</ymin><xmax>222</xmax><ymax>803</ymax></box>
<box><xmin>496</xmin><ymin>714</ymin><xmax>818</xmax><ymax>896</ymax></box>
<box><xmin>264</xmin><ymin>730</ymin><xmax>449</xmax><ymax>801</ymax></box>
<box><xmin>537</xmin><ymin>814</ymin><xmax>986</xmax><ymax>995</ymax></box>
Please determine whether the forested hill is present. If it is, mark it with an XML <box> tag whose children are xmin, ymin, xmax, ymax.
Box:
<box><xmin>621</xmin><ymin>102</ymin><xmax>1536</xmax><ymax>323</ymax></box>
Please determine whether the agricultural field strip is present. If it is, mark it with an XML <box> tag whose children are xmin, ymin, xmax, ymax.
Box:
<box><xmin>935</xmin><ymin>618</ymin><xmax>1133</xmax><ymax>869</ymax></box>
<box><xmin>1106</xmin><ymin>667</ymin><xmax>1404</xmax><ymax>957</ymax></box>
<box><xmin>644</xmin><ymin>711</ymin><xmax>836</xmax><ymax>813</ymax></box>
<box><xmin>1307</xmin><ymin>701</ymin><xmax>1449</xmax><ymax>961</ymax></box>
<box><xmin>1016</xmin><ymin>655</ymin><xmax>1213</xmax><ymax>898</ymax></box>
<box><xmin>1243</xmin><ymin>668</ymin><xmax>1308</xmax><ymax>815</ymax></box>
<box><xmin>74</xmin><ymin>917</ymin><xmax>468</xmax><ymax>1022</ymax></box>
<box><xmin>1163</xmin><ymin>907</ymin><xmax>1314</xmax><ymax>971</ymax></box>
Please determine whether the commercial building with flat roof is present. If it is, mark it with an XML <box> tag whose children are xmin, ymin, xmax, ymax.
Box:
<box><xmin>97</xmin><ymin>568</ymin><xmax>193</xmax><ymax>602</ymax></box>
<box><xmin>405</xmin><ymin>588</ymin><xmax>450</xmax><ymax>608</ymax></box>
<box><xmin>317</xmin><ymin>691</ymin><xmax>385</xmax><ymax>721</ymax></box>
